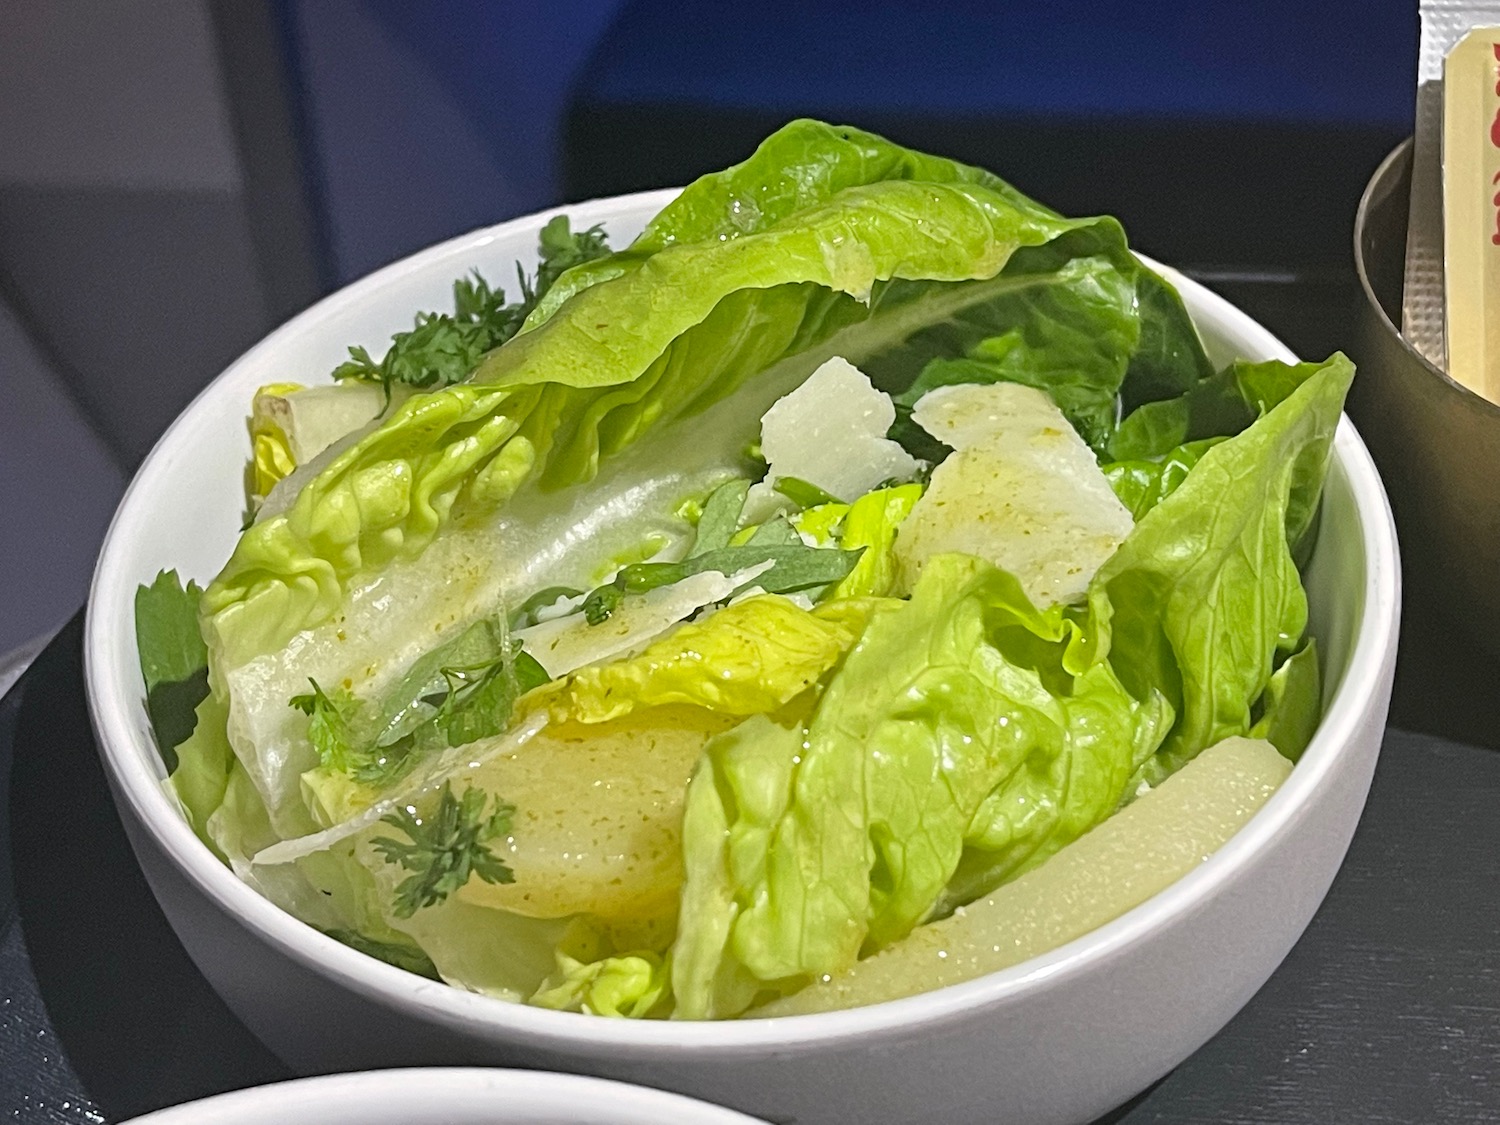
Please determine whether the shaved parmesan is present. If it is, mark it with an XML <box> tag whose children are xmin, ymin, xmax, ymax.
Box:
<box><xmin>895</xmin><ymin>382</ymin><xmax>1133</xmax><ymax>607</ymax></box>
<box><xmin>745</xmin><ymin>357</ymin><xmax>918</xmax><ymax>520</ymax></box>
<box><xmin>515</xmin><ymin>562</ymin><xmax>773</xmax><ymax>678</ymax></box>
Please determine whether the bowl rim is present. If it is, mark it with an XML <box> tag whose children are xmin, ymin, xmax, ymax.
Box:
<box><xmin>120</xmin><ymin>1067</ymin><xmax>764</xmax><ymax>1124</ymax></box>
<box><xmin>1353</xmin><ymin>137</ymin><xmax>1500</xmax><ymax>421</ymax></box>
<box><xmin>85</xmin><ymin>187</ymin><xmax>1401</xmax><ymax>1054</ymax></box>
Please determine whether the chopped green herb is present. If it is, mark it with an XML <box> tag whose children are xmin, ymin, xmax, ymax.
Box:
<box><xmin>746</xmin><ymin>514</ymin><xmax>802</xmax><ymax>546</ymax></box>
<box><xmin>292</xmin><ymin>621</ymin><xmax>552</xmax><ymax>791</ymax></box>
<box><xmin>773</xmin><ymin>476</ymin><xmax>840</xmax><ymax>509</ymax></box>
<box><xmin>581</xmin><ymin>543</ymin><xmax>863</xmax><ymax>625</ymax></box>
<box><xmin>534</xmin><ymin>214</ymin><xmax>610</xmax><ymax>297</ymax></box>
<box><xmin>290</xmin><ymin>679</ymin><xmax>359</xmax><ymax>774</ymax></box>
<box><xmin>508</xmin><ymin>586</ymin><xmax>585</xmax><ymax>631</ymax></box>
<box><xmin>689</xmin><ymin>478</ymin><xmax>751</xmax><ymax>556</ymax></box>
<box><xmin>332</xmin><ymin>217</ymin><xmax>611</xmax><ymax>399</ymax></box>
<box><xmin>430</xmin><ymin>640</ymin><xmax>551</xmax><ymax>750</ymax></box>
<box><xmin>373</xmin><ymin>783</ymin><xmax>516</xmax><ymax>917</ymax></box>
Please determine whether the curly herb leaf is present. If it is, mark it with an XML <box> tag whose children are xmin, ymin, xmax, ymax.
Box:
<box><xmin>373</xmin><ymin>783</ymin><xmax>516</xmax><ymax>917</ymax></box>
<box><xmin>290</xmin><ymin>678</ymin><xmax>359</xmax><ymax>774</ymax></box>
<box><xmin>293</xmin><ymin>623</ymin><xmax>552</xmax><ymax>791</ymax></box>
<box><xmin>331</xmin><ymin>217</ymin><xmax>611</xmax><ymax>398</ymax></box>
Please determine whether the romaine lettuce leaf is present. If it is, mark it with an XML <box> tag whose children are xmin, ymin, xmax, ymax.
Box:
<box><xmin>1090</xmin><ymin>355</ymin><xmax>1353</xmax><ymax>783</ymax></box>
<box><xmin>1249</xmin><ymin>638</ymin><xmax>1321</xmax><ymax>761</ymax></box>
<box><xmin>671</xmin><ymin>553</ymin><xmax>1169</xmax><ymax>1019</ymax></box>
<box><xmin>1101</xmin><ymin>438</ymin><xmax>1223</xmax><ymax>520</ymax></box>
<box><xmin>1108</xmin><ymin>355</ymin><xmax>1330</xmax><ymax>463</ymax></box>
<box><xmin>670</xmin><ymin>356</ymin><xmax>1350</xmax><ymax>1019</ymax></box>
<box><xmin>884</xmin><ymin>242</ymin><xmax>1213</xmax><ymax>455</ymax></box>
<box><xmin>526</xmin><ymin>119</ymin><xmax>1046</xmax><ymax>327</ymax></box>
<box><xmin>202</xmin><ymin>126</ymin><xmax>1135</xmax><ymax>665</ymax></box>
<box><xmin>169</xmin><ymin>692</ymin><xmax>233</xmax><ymax>853</ymax></box>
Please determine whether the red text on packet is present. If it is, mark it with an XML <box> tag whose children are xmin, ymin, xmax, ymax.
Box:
<box><xmin>1493</xmin><ymin>46</ymin><xmax>1500</xmax><ymax>244</ymax></box>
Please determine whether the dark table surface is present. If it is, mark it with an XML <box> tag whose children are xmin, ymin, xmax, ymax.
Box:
<box><xmin>5</xmin><ymin>276</ymin><xmax>1500</xmax><ymax>1123</ymax></box>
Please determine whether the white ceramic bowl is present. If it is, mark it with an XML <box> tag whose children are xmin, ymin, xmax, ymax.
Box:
<box><xmin>86</xmin><ymin>189</ymin><xmax>1400</xmax><ymax>1125</ymax></box>
<box><xmin>120</xmin><ymin>1068</ymin><xmax>766</xmax><ymax>1124</ymax></box>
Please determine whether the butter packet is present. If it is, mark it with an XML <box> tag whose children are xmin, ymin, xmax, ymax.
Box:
<box><xmin>1404</xmin><ymin>0</ymin><xmax>1500</xmax><ymax>377</ymax></box>
<box><xmin>1442</xmin><ymin>28</ymin><xmax>1500</xmax><ymax>400</ymax></box>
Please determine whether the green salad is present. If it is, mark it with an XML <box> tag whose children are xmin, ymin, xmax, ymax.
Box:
<box><xmin>136</xmin><ymin>120</ymin><xmax>1351</xmax><ymax>1020</ymax></box>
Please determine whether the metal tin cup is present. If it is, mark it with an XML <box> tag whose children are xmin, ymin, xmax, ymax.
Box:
<box><xmin>1351</xmin><ymin>140</ymin><xmax>1500</xmax><ymax>656</ymax></box>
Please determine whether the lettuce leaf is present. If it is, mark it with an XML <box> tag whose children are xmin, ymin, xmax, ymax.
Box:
<box><xmin>1250</xmin><ymin>639</ymin><xmax>1321</xmax><ymax>761</ymax></box>
<box><xmin>1101</xmin><ymin>438</ymin><xmax>1223</xmax><ymax>521</ymax></box>
<box><xmin>671</xmin><ymin>553</ymin><xmax>1169</xmax><ymax>1019</ymax></box>
<box><xmin>884</xmin><ymin>240</ymin><xmax>1213</xmax><ymax>455</ymax></box>
<box><xmin>201</xmin><ymin>123</ymin><xmax>1137</xmax><ymax>665</ymax></box>
<box><xmin>169</xmin><ymin>692</ymin><xmax>234</xmax><ymax>854</ymax></box>
<box><xmin>530</xmin><ymin>951</ymin><xmax>671</xmax><ymax>1018</ymax></box>
<box><xmin>561</xmin><ymin>594</ymin><xmax>894</xmax><ymax>724</ymax></box>
<box><xmin>1090</xmin><ymin>355</ymin><xmax>1352</xmax><ymax>783</ymax></box>
<box><xmin>525</xmin><ymin>119</ymin><xmax>1043</xmax><ymax>328</ymax></box>
<box><xmin>670</xmin><ymin>355</ymin><xmax>1350</xmax><ymax>1019</ymax></box>
<box><xmin>1108</xmin><ymin>356</ymin><xmax>1328</xmax><ymax>463</ymax></box>
<box><xmin>831</xmin><ymin>484</ymin><xmax>922</xmax><ymax>598</ymax></box>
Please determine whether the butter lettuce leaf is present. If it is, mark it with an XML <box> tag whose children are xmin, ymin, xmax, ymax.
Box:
<box><xmin>1091</xmin><ymin>355</ymin><xmax>1352</xmax><ymax>783</ymax></box>
<box><xmin>202</xmin><ymin>124</ymin><xmax>1136</xmax><ymax>666</ymax></box>
<box><xmin>1250</xmin><ymin>639</ymin><xmax>1321</xmax><ymax>762</ymax></box>
<box><xmin>884</xmin><ymin>240</ymin><xmax>1212</xmax><ymax>455</ymax></box>
<box><xmin>1101</xmin><ymin>438</ymin><xmax>1224</xmax><ymax>520</ymax></box>
<box><xmin>670</xmin><ymin>357</ymin><xmax>1350</xmax><ymax>1019</ymax></box>
<box><xmin>671</xmin><ymin>553</ymin><xmax>1170</xmax><ymax>1019</ymax></box>
<box><xmin>530</xmin><ymin>951</ymin><xmax>671</xmax><ymax>1018</ymax></box>
<box><xmin>1109</xmin><ymin>355</ymin><xmax>1330</xmax><ymax>463</ymax></box>
<box><xmin>168</xmin><ymin>691</ymin><xmax>234</xmax><ymax>854</ymax></box>
<box><xmin>561</xmin><ymin>594</ymin><xmax>894</xmax><ymax>724</ymax></box>
<box><xmin>831</xmin><ymin>484</ymin><xmax>923</xmax><ymax>598</ymax></box>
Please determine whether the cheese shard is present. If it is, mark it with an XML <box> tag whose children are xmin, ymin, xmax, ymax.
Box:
<box><xmin>894</xmin><ymin>382</ymin><xmax>1133</xmax><ymax>607</ymax></box>
<box><xmin>514</xmin><ymin>562</ymin><xmax>773</xmax><ymax>678</ymax></box>
<box><xmin>748</xmin><ymin>357</ymin><xmax>919</xmax><ymax>518</ymax></box>
<box><xmin>755</xmin><ymin>736</ymin><xmax>1292</xmax><ymax>1016</ymax></box>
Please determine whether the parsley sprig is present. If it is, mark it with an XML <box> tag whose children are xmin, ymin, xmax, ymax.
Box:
<box><xmin>289</xmin><ymin>622</ymin><xmax>551</xmax><ymax>790</ymax></box>
<box><xmin>331</xmin><ymin>216</ymin><xmax>610</xmax><ymax>399</ymax></box>
<box><xmin>290</xmin><ymin>679</ymin><xmax>358</xmax><ymax>773</ymax></box>
<box><xmin>373</xmin><ymin>783</ymin><xmax>516</xmax><ymax>917</ymax></box>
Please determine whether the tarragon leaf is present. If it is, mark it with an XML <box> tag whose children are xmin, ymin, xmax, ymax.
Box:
<box><xmin>690</xmin><ymin>479</ymin><xmax>751</xmax><ymax>556</ymax></box>
<box><xmin>773</xmin><ymin>476</ymin><xmax>840</xmax><ymax>509</ymax></box>
<box><xmin>581</xmin><ymin>544</ymin><xmax>863</xmax><ymax>625</ymax></box>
